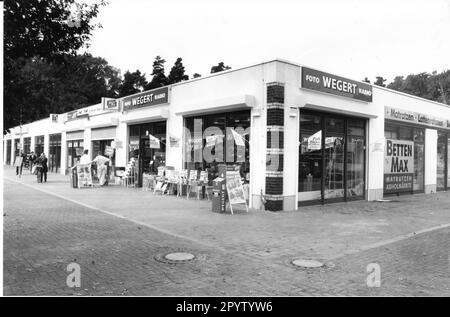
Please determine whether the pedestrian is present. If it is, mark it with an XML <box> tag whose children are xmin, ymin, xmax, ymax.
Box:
<box><xmin>29</xmin><ymin>151</ymin><xmax>37</xmax><ymax>173</ymax></box>
<box><xmin>36</xmin><ymin>153</ymin><xmax>48</xmax><ymax>183</ymax></box>
<box><xmin>92</xmin><ymin>151</ymin><xmax>111</xmax><ymax>186</ymax></box>
<box><xmin>15</xmin><ymin>150</ymin><xmax>26</xmax><ymax>177</ymax></box>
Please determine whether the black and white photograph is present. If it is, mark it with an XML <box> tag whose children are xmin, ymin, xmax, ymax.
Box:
<box><xmin>1</xmin><ymin>0</ymin><xmax>450</xmax><ymax>302</ymax></box>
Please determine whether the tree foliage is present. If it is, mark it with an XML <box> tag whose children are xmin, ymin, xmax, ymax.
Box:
<box><xmin>146</xmin><ymin>56</ymin><xmax>168</xmax><ymax>90</ymax></box>
<box><xmin>210</xmin><ymin>62</ymin><xmax>231</xmax><ymax>73</ymax></box>
<box><xmin>374</xmin><ymin>76</ymin><xmax>387</xmax><ymax>87</ymax></box>
<box><xmin>167</xmin><ymin>58</ymin><xmax>189</xmax><ymax>84</ymax></box>
<box><xmin>387</xmin><ymin>71</ymin><xmax>450</xmax><ymax>105</ymax></box>
<box><xmin>119</xmin><ymin>70</ymin><xmax>148</xmax><ymax>97</ymax></box>
<box><xmin>4</xmin><ymin>0</ymin><xmax>106</xmax><ymax>131</ymax></box>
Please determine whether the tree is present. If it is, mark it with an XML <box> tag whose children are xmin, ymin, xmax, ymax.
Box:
<box><xmin>386</xmin><ymin>71</ymin><xmax>450</xmax><ymax>105</ymax></box>
<box><xmin>146</xmin><ymin>56</ymin><xmax>168</xmax><ymax>90</ymax></box>
<box><xmin>10</xmin><ymin>53</ymin><xmax>123</xmax><ymax>121</ymax></box>
<box><xmin>362</xmin><ymin>77</ymin><xmax>371</xmax><ymax>83</ymax></box>
<box><xmin>387</xmin><ymin>76</ymin><xmax>404</xmax><ymax>92</ymax></box>
<box><xmin>4</xmin><ymin>0</ymin><xmax>106</xmax><ymax>131</ymax></box>
<box><xmin>119</xmin><ymin>70</ymin><xmax>148</xmax><ymax>97</ymax></box>
<box><xmin>4</xmin><ymin>0</ymin><xmax>105</xmax><ymax>60</ymax></box>
<box><xmin>167</xmin><ymin>58</ymin><xmax>189</xmax><ymax>84</ymax></box>
<box><xmin>193</xmin><ymin>73</ymin><xmax>202</xmax><ymax>78</ymax></box>
<box><xmin>374</xmin><ymin>76</ymin><xmax>387</xmax><ymax>87</ymax></box>
<box><xmin>210</xmin><ymin>62</ymin><xmax>231</xmax><ymax>73</ymax></box>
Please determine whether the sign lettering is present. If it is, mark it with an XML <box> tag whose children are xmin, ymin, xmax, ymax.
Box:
<box><xmin>301</xmin><ymin>67</ymin><xmax>373</xmax><ymax>102</ymax></box>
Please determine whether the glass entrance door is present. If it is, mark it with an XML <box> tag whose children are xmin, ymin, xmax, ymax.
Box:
<box><xmin>299</xmin><ymin>110</ymin><xmax>366</xmax><ymax>205</ymax></box>
<box><xmin>128</xmin><ymin>121</ymin><xmax>167</xmax><ymax>187</ymax></box>
<box><xmin>324</xmin><ymin>118</ymin><xmax>345</xmax><ymax>202</ymax></box>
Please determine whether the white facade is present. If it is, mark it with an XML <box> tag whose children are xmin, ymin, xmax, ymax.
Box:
<box><xmin>4</xmin><ymin>59</ymin><xmax>450</xmax><ymax>210</ymax></box>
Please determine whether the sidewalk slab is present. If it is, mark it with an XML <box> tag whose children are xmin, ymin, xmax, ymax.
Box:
<box><xmin>4</xmin><ymin>166</ymin><xmax>450</xmax><ymax>262</ymax></box>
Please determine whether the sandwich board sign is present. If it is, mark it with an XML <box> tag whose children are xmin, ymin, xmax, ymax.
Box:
<box><xmin>225</xmin><ymin>170</ymin><xmax>248</xmax><ymax>214</ymax></box>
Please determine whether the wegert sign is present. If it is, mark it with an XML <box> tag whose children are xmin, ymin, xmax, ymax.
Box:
<box><xmin>122</xmin><ymin>87</ymin><xmax>169</xmax><ymax>111</ymax></box>
<box><xmin>301</xmin><ymin>67</ymin><xmax>373</xmax><ymax>102</ymax></box>
<box><xmin>384</xmin><ymin>139</ymin><xmax>414</xmax><ymax>193</ymax></box>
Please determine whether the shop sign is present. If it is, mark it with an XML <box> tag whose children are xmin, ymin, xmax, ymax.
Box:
<box><xmin>385</xmin><ymin>106</ymin><xmax>449</xmax><ymax>130</ymax></box>
<box><xmin>104</xmin><ymin>146</ymin><xmax>114</xmax><ymax>157</ymax></box>
<box><xmin>122</xmin><ymin>87</ymin><xmax>169</xmax><ymax>111</ymax></box>
<box><xmin>383</xmin><ymin>139</ymin><xmax>414</xmax><ymax>193</ymax></box>
<box><xmin>301</xmin><ymin>67</ymin><xmax>372</xmax><ymax>102</ymax></box>
<box><xmin>226</xmin><ymin>170</ymin><xmax>246</xmax><ymax>205</ymax></box>
<box><xmin>149</xmin><ymin>134</ymin><xmax>160</xmax><ymax>149</ymax></box>
<box><xmin>102</xmin><ymin>97</ymin><xmax>119</xmax><ymax>110</ymax></box>
<box><xmin>112</xmin><ymin>140</ymin><xmax>123</xmax><ymax>149</ymax></box>
<box><xmin>75</xmin><ymin>147</ymin><xmax>84</xmax><ymax>156</ymax></box>
<box><xmin>169</xmin><ymin>135</ymin><xmax>180</xmax><ymax>147</ymax></box>
<box><xmin>65</xmin><ymin>103</ymin><xmax>116</xmax><ymax>122</ymax></box>
<box><xmin>50</xmin><ymin>114</ymin><xmax>59</xmax><ymax>123</ymax></box>
<box><xmin>231</xmin><ymin>129</ymin><xmax>245</xmax><ymax>146</ymax></box>
<box><xmin>307</xmin><ymin>130</ymin><xmax>322</xmax><ymax>151</ymax></box>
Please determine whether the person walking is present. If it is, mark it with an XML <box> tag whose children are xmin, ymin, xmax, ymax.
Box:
<box><xmin>36</xmin><ymin>153</ymin><xmax>48</xmax><ymax>183</ymax></box>
<box><xmin>92</xmin><ymin>151</ymin><xmax>111</xmax><ymax>186</ymax></box>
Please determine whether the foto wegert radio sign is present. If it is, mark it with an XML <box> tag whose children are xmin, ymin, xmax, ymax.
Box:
<box><xmin>122</xmin><ymin>87</ymin><xmax>169</xmax><ymax>111</ymax></box>
<box><xmin>301</xmin><ymin>67</ymin><xmax>373</xmax><ymax>102</ymax></box>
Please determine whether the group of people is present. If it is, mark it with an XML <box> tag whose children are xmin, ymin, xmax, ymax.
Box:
<box><xmin>79</xmin><ymin>149</ymin><xmax>111</xmax><ymax>186</ymax></box>
<box><xmin>14</xmin><ymin>148</ymin><xmax>111</xmax><ymax>186</ymax></box>
<box><xmin>15</xmin><ymin>151</ymin><xmax>48</xmax><ymax>183</ymax></box>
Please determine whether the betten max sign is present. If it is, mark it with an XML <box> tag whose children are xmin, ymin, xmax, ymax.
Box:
<box><xmin>301</xmin><ymin>67</ymin><xmax>373</xmax><ymax>102</ymax></box>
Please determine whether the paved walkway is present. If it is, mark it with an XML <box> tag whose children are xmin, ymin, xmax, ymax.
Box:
<box><xmin>4</xmin><ymin>166</ymin><xmax>450</xmax><ymax>263</ymax></box>
<box><xmin>4</xmin><ymin>178</ymin><xmax>450</xmax><ymax>296</ymax></box>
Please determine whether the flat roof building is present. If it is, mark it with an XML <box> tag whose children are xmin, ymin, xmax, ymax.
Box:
<box><xmin>4</xmin><ymin>59</ymin><xmax>450</xmax><ymax>211</ymax></box>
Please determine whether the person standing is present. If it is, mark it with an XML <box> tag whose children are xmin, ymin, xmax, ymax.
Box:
<box><xmin>92</xmin><ymin>151</ymin><xmax>110</xmax><ymax>186</ymax></box>
<box><xmin>36</xmin><ymin>153</ymin><xmax>48</xmax><ymax>183</ymax></box>
<box><xmin>29</xmin><ymin>151</ymin><xmax>37</xmax><ymax>173</ymax></box>
<box><xmin>15</xmin><ymin>150</ymin><xmax>26</xmax><ymax>177</ymax></box>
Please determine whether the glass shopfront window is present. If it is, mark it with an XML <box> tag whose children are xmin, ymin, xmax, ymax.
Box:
<box><xmin>184</xmin><ymin>110</ymin><xmax>251</xmax><ymax>183</ymax></box>
<box><xmin>128</xmin><ymin>121</ymin><xmax>167</xmax><ymax>187</ymax></box>
<box><xmin>437</xmin><ymin>132</ymin><xmax>449</xmax><ymax>191</ymax></box>
<box><xmin>299</xmin><ymin>110</ymin><xmax>366</xmax><ymax>205</ymax></box>
<box><xmin>67</xmin><ymin>139</ymin><xmax>84</xmax><ymax>170</ymax></box>
<box><xmin>14</xmin><ymin>139</ymin><xmax>20</xmax><ymax>158</ymax></box>
<box><xmin>35</xmin><ymin>135</ymin><xmax>45</xmax><ymax>155</ymax></box>
<box><xmin>23</xmin><ymin>137</ymin><xmax>31</xmax><ymax>155</ymax></box>
<box><xmin>384</xmin><ymin>123</ymin><xmax>425</xmax><ymax>193</ymax></box>
<box><xmin>6</xmin><ymin>140</ymin><xmax>12</xmax><ymax>164</ymax></box>
<box><xmin>49</xmin><ymin>133</ymin><xmax>61</xmax><ymax>173</ymax></box>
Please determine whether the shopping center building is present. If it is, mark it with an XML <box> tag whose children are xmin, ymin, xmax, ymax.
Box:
<box><xmin>3</xmin><ymin>59</ymin><xmax>450</xmax><ymax>211</ymax></box>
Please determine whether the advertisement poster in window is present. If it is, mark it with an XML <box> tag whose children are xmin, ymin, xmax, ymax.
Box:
<box><xmin>384</xmin><ymin>139</ymin><xmax>414</xmax><ymax>193</ymax></box>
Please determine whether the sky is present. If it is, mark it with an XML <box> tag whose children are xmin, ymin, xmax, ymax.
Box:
<box><xmin>83</xmin><ymin>0</ymin><xmax>450</xmax><ymax>83</ymax></box>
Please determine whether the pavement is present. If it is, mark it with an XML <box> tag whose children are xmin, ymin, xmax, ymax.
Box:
<box><xmin>3</xmin><ymin>166</ymin><xmax>450</xmax><ymax>296</ymax></box>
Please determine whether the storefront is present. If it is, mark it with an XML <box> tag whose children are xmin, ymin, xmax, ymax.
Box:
<box><xmin>437</xmin><ymin>131</ymin><xmax>450</xmax><ymax>191</ymax></box>
<box><xmin>66</xmin><ymin>130</ymin><xmax>84</xmax><ymax>172</ymax></box>
<box><xmin>298</xmin><ymin>110</ymin><xmax>366</xmax><ymax>205</ymax></box>
<box><xmin>91</xmin><ymin>127</ymin><xmax>117</xmax><ymax>165</ymax></box>
<box><xmin>35</xmin><ymin>135</ymin><xmax>45</xmax><ymax>155</ymax></box>
<box><xmin>4</xmin><ymin>59</ymin><xmax>450</xmax><ymax>211</ymax></box>
<box><xmin>184</xmin><ymin>110</ymin><xmax>251</xmax><ymax>183</ymax></box>
<box><xmin>49</xmin><ymin>133</ymin><xmax>61</xmax><ymax>173</ymax></box>
<box><xmin>128</xmin><ymin>121</ymin><xmax>167</xmax><ymax>187</ymax></box>
<box><xmin>384</xmin><ymin>122</ymin><xmax>425</xmax><ymax>194</ymax></box>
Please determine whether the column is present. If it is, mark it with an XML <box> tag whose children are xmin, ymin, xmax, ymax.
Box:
<box><xmin>425</xmin><ymin>128</ymin><xmax>438</xmax><ymax>194</ymax></box>
<box><xmin>265</xmin><ymin>82</ymin><xmax>285</xmax><ymax>211</ymax></box>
